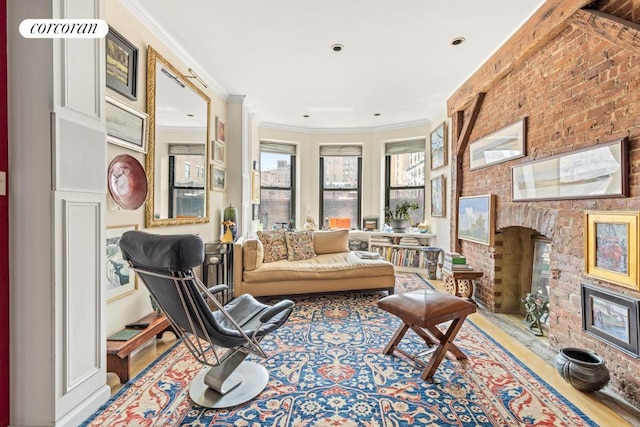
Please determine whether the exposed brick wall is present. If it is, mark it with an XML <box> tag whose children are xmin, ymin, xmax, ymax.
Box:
<box><xmin>456</xmin><ymin>1</ymin><xmax>640</xmax><ymax>406</ymax></box>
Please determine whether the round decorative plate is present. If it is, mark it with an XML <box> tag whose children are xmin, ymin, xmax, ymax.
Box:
<box><xmin>107</xmin><ymin>154</ymin><xmax>148</xmax><ymax>210</ymax></box>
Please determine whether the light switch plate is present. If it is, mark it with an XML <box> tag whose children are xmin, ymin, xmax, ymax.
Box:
<box><xmin>0</xmin><ymin>171</ymin><xmax>6</xmax><ymax>196</ymax></box>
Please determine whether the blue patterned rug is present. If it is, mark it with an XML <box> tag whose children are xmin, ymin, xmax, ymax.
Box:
<box><xmin>83</xmin><ymin>273</ymin><xmax>596</xmax><ymax>426</ymax></box>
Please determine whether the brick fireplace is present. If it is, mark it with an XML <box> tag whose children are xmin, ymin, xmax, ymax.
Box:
<box><xmin>447</xmin><ymin>1</ymin><xmax>640</xmax><ymax>407</ymax></box>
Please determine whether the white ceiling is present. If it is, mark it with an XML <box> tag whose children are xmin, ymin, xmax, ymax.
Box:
<box><xmin>124</xmin><ymin>0</ymin><xmax>545</xmax><ymax>131</ymax></box>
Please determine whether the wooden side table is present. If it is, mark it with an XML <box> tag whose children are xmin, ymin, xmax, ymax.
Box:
<box><xmin>441</xmin><ymin>269</ymin><xmax>483</xmax><ymax>300</ymax></box>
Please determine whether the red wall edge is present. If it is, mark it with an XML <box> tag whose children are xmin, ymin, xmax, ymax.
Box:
<box><xmin>1</xmin><ymin>0</ymin><xmax>10</xmax><ymax>425</ymax></box>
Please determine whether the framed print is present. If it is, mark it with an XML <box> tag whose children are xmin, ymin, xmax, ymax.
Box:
<box><xmin>252</xmin><ymin>203</ymin><xmax>260</xmax><ymax>220</ymax></box>
<box><xmin>470</xmin><ymin>118</ymin><xmax>527</xmax><ymax>170</ymax></box>
<box><xmin>512</xmin><ymin>138</ymin><xmax>628</xmax><ymax>202</ymax></box>
<box><xmin>216</xmin><ymin>117</ymin><xmax>226</xmax><ymax>143</ymax></box>
<box><xmin>430</xmin><ymin>174</ymin><xmax>445</xmax><ymax>217</ymax></box>
<box><xmin>582</xmin><ymin>283</ymin><xmax>639</xmax><ymax>356</ymax></box>
<box><xmin>251</xmin><ymin>170</ymin><xmax>260</xmax><ymax>202</ymax></box>
<box><xmin>210</xmin><ymin>165</ymin><xmax>226</xmax><ymax>191</ymax></box>
<box><xmin>106</xmin><ymin>224</ymin><xmax>138</xmax><ymax>302</ymax></box>
<box><xmin>457</xmin><ymin>194</ymin><xmax>496</xmax><ymax>246</ymax></box>
<box><xmin>106</xmin><ymin>96</ymin><xmax>148</xmax><ymax>153</ymax></box>
<box><xmin>430</xmin><ymin>121</ymin><xmax>447</xmax><ymax>170</ymax></box>
<box><xmin>362</xmin><ymin>217</ymin><xmax>379</xmax><ymax>231</ymax></box>
<box><xmin>106</xmin><ymin>27</ymin><xmax>138</xmax><ymax>100</ymax></box>
<box><xmin>584</xmin><ymin>211</ymin><xmax>638</xmax><ymax>289</ymax></box>
<box><xmin>213</xmin><ymin>141</ymin><xmax>225</xmax><ymax>164</ymax></box>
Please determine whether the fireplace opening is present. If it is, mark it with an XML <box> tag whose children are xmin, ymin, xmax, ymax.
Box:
<box><xmin>494</xmin><ymin>227</ymin><xmax>551</xmax><ymax>334</ymax></box>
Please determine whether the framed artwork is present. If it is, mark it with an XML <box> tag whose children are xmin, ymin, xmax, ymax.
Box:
<box><xmin>584</xmin><ymin>211</ymin><xmax>638</xmax><ymax>289</ymax></box>
<box><xmin>216</xmin><ymin>117</ymin><xmax>226</xmax><ymax>143</ymax></box>
<box><xmin>582</xmin><ymin>283</ymin><xmax>639</xmax><ymax>357</ymax></box>
<box><xmin>213</xmin><ymin>141</ymin><xmax>225</xmax><ymax>164</ymax></box>
<box><xmin>430</xmin><ymin>174</ymin><xmax>445</xmax><ymax>217</ymax></box>
<box><xmin>106</xmin><ymin>96</ymin><xmax>148</xmax><ymax>153</ymax></box>
<box><xmin>430</xmin><ymin>121</ymin><xmax>447</xmax><ymax>170</ymax></box>
<box><xmin>512</xmin><ymin>138</ymin><xmax>628</xmax><ymax>202</ymax></box>
<box><xmin>210</xmin><ymin>165</ymin><xmax>226</xmax><ymax>191</ymax></box>
<box><xmin>252</xmin><ymin>203</ymin><xmax>260</xmax><ymax>220</ymax></box>
<box><xmin>251</xmin><ymin>170</ymin><xmax>260</xmax><ymax>202</ymax></box>
<box><xmin>106</xmin><ymin>27</ymin><xmax>138</xmax><ymax>100</ymax></box>
<box><xmin>457</xmin><ymin>194</ymin><xmax>496</xmax><ymax>246</ymax></box>
<box><xmin>362</xmin><ymin>217</ymin><xmax>379</xmax><ymax>231</ymax></box>
<box><xmin>106</xmin><ymin>224</ymin><xmax>138</xmax><ymax>302</ymax></box>
<box><xmin>470</xmin><ymin>118</ymin><xmax>527</xmax><ymax>170</ymax></box>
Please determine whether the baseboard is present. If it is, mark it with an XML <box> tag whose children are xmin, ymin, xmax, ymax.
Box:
<box><xmin>52</xmin><ymin>385</ymin><xmax>110</xmax><ymax>427</ymax></box>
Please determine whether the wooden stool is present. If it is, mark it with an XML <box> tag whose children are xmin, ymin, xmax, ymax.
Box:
<box><xmin>441</xmin><ymin>269</ymin><xmax>483</xmax><ymax>300</ymax></box>
<box><xmin>107</xmin><ymin>313</ymin><xmax>173</xmax><ymax>383</ymax></box>
<box><xmin>377</xmin><ymin>289</ymin><xmax>476</xmax><ymax>380</ymax></box>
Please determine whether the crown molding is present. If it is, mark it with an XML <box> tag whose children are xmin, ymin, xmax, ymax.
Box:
<box><xmin>120</xmin><ymin>0</ymin><xmax>229</xmax><ymax>99</ymax></box>
<box><xmin>259</xmin><ymin>118</ymin><xmax>430</xmax><ymax>134</ymax></box>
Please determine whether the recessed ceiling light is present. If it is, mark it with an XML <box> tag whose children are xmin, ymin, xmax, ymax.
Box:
<box><xmin>303</xmin><ymin>114</ymin><xmax>310</xmax><ymax>118</ymax></box>
<box><xmin>451</xmin><ymin>37</ymin><xmax>465</xmax><ymax>46</ymax></box>
<box><xmin>374</xmin><ymin>113</ymin><xmax>381</xmax><ymax>116</ymax></box>
<box><xmin>331</xmin><ymin>44</ymin><xmax>344</xmax><ymax>52</ymax></box>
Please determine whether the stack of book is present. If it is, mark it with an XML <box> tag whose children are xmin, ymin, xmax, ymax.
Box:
<box><xmin>442</xmin><ymin>252</ymin><xmax>474</xmax><ymax>272</ymax></box>
<box><xmin>399</xmin><ymin>236</ymin><xmax>420</xmax><ymax>246</ymax></box>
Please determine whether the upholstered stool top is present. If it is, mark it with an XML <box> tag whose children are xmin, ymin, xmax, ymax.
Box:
<box><xmin>378</xmin><ymin>289</ymin><xmax>476</xmax><ymax>327</ymax></box>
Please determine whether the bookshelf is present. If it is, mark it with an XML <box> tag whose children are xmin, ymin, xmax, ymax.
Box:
<box><xmin>349</xmin><ymin>231</ymin><xmax>438</xmax><ymax>272</ymax></box>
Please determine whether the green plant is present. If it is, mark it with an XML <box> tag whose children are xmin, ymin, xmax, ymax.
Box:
<box><xmin>384</xmin><ymin>201</ymin><xmax>420</xmax><ymax>224</ymax></box>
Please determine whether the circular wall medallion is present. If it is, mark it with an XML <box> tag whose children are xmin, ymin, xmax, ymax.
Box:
<box><xmin>107</xmin><ymin>154</ymin><xmax>148</xmax><ymax>210</ymax></box>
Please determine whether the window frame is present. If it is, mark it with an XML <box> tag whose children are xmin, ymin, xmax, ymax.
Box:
<box><xmin>259</xmin><ymin>151</ymin><xmax>297</xmax><ymax>227</ymax></box>
<box><xmin>319</xmin><ymin>155</ymin><xmax>362</xmax><ymax>228</ymax></box>
<box><xmin>384</xmin><ymin>151</ymin><xmax>426</xmax><ymax>223</ymax></box>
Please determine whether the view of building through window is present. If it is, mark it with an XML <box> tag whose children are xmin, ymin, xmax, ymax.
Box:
<box><xmin>170</xmin><ymin>153</ymin><xmax>206</xmax><ymax>217</ymax></box>
<box><xmin>387</xmin><ymin>151</ymin><xmax>425</xmax><ymax>225</ymax></box>
<box><xmin>321</xmin><ymin>156</ymin><xmax>361</xmax><ymax>229</ymax></box>
<box><xmin>260</xmin><ymin>152</ymin><xmax>294</xmax><ymax>229</ymax></box>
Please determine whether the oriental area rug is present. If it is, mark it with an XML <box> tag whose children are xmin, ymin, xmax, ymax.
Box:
<box><xmin>83</xmin><ymin>273</ymin><xmax>596</xmax><ymax>426</ymax></box>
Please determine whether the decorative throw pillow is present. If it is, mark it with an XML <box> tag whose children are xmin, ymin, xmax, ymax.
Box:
<box><xmin>242</xmin><ymin>239</ymin><xmax>264</xmax><ymax>271</ymax></box>
<box><xmin>314</xmin><ymin>229</ymin><xmax>350</xmax><ymax>254</ymax></box>
<box><xmin>285</xmin><ymin>231</ymin><xmax>316</xmax><ymax>261</ymax></box>
<box><xmin>257</xmin><ymin>230</ymin><xmax>288</xmax><ymax>263</ymax></box>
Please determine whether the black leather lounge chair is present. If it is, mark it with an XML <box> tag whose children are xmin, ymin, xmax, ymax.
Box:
<box><xmin>119</xmin><ymin>231</ymin><xmax>294</xmax><ymax>408</ymax></box>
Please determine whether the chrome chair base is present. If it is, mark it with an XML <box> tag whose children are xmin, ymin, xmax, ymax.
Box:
<box><xmin>189</xmin><ymin>361</ymin><xmax>269</xmax><ymax>408</ymax></box>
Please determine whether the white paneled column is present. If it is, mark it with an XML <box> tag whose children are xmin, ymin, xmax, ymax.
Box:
<box><xmin>8</xmin><ymin>1</ymin><xmax>109</xmax><ymax>426</ymax></box>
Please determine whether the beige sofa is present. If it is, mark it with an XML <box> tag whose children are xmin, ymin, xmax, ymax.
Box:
<box><xmin>233</xmin><ymin>229</ymin><xmax>395</xmax><ymax>297</ymax></box>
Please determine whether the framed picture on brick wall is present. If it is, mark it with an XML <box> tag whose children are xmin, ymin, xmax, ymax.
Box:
<box><xmin>582</xmin><ymin>283</ymin><xmax>639</xmax><ymax>357</ymax></box>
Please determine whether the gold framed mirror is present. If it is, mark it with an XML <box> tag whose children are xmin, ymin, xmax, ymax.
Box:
<box><xmin>146</xmin><ymin>46</ymin><xmax>211</xmax><ymax>227</ymax></box>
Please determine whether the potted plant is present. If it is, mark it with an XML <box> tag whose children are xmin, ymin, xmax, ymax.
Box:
<box><xmin>384</xmin><ymin>201</ymin><xmax>419</xmax><ymax>233</ymax></box>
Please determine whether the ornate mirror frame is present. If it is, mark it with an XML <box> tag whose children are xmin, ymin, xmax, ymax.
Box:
<box><xmin>145</xmin><ymin>46</ymin><xmax>211</xmax><ymax>227</ymax></box>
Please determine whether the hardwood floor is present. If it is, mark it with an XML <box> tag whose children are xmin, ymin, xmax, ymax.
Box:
<box><xmin>108</xmin><ymin>283</ymin><xmax>640</xmax><ymax>426</ymax></box>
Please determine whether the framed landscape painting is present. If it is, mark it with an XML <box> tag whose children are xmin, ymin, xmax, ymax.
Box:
<box><xmin>470</xmin><ymin>118</ymin><xmax>526</xmax><ymax>170</ymax></box>
<box><xmin>430</xmin><ymin>175</ymin><xmax>445</xmax><ymax>217</ymax></box>
<box><xmin>457</xmin><ymin>194</ymin><xmax>496</xmax><ymax>246</ymax></box>
<box><xmin>430</xmin><ymin>121</ymin><xmax>447</xmax><ymax>170</ymax></box>
<box><xmin>106</xmin><ymin>96</ymin><xmax>148</xmax><ymax>153</ymax></box>
<box><xmin>106</xmin><ymin>27</ymin><xmax>138</xmax><ymax>100</ymax></box>
<box><xmin>582</xmin><ymin>283</ymin><xmax>639</xmax><ymax>356</ymax></box>
<box><xmin>584</xmin><ymin>211</ymin><xmax>638</xmax><ymax>289</ymax></box>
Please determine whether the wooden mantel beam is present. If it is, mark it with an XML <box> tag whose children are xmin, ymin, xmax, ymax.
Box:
<box><xmin>447</xmin><ymin>0</ymin><xmax>593</xmax><ymax>116</ymax></box>
<box><xmin>567</xmin><ymin>9</ymin><xmax>640</xmax><ymax>53</ymax></box>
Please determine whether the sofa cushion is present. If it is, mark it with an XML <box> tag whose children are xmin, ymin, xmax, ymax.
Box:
<box><xmin>242</xmin><ymin>239</ymin><xmax>264</xmax><ymax>271</ymax></box>
<box><xmin>285</xmin><ymin>231</ymin><xmax>316</xmax><ymax>261</ymax></box>
<box><xmin>257</xmin><ymin>230</ymin><xmax>288</xmax><ymax>263</ymax></box>
<box><xmin>313</xmin><ymin>229</ymin><xmax>350</xmax><ymax>254</ymax></box>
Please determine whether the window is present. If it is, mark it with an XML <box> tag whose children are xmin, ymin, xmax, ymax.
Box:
<box><xmin>320</xmin><ymin>145</ymin><xmax>362</xmax><ymax>229</ymax></box>
<box><xmin>167</xmin><ymin>144</ymin><xmax>206</xmax><ymax>218</ymax></box>
<box><xmin>260</xmin><ymin>142</ymin><xmax>296</xmax><ymax>230</ymax></box>
<box><xmin>385</xmin><ymin>139</ymin><xmax>426</xmax><ymax>225</ymax></box>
